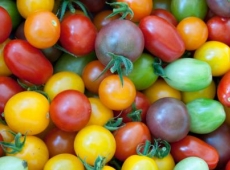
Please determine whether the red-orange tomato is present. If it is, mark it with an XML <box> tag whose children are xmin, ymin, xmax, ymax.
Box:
<box><xmin>151</xmin><ymin>8</ymin><xmax>178</xmax><ymax>26</ymax></box>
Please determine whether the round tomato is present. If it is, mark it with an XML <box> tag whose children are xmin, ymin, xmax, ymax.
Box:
<box><xmin>44</xmin><ymin>153</ymin><xmax>84</xmax><ymax>170</ymax></box>
<box><xmin>4</xmin><ymin>91</ymin><xmax>50</xmax><ymax>135</ymax></box>
<box><xmin>154</xmin><ymin>153</ymin><xmax>175</xmax><ymax>170</ymax></box>
<box><xmin>98</xmin><ymin>74</ymin><xmax>136</xmax><ymax>110</ymax></box>
<box><xmin>174</xmin><ymin>157</ymin><xmax>209</xmax><ymax>170</ymax></box>
<box><xmin>16</xmin><ymin>0</ymin><xmax>54</xmax><ymax>18</ymax></box>
<box><xmin>50</xmin><ymin>90</ymin><xmax>91</xmax><ymax>132</ymax></box>
<box><xmin>194</xmin><ymin>41</ymin><xmax>230</xmax><ymax>77</ymax></box>
<box><xmin>74</xmin><ymin>125</ymin><xmax>116</xmax><ymax>166</ymax></box>
<box><xmin>24</xmin><ymin>10</ymin><xmax>60</xmax><ymax>49</ymax></box>
<box><xmin>0</xmin><ymin>122</ymin><xmax>15</xmax><ymax>142</ymax></box>
<box><xmin>44</xmin><ymin>71</ymin><xmax>85</xmax><ymax>101</ymax></box>
<box><xmin>0</xmin><ymin>6</ymin><xmax>12</xmax><ymax>43</ymax></box>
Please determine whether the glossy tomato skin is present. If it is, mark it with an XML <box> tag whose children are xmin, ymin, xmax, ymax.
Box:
<box><xmin>0</xmin><ymin>6</ymin><xmax>12</xmax><ymax>43</ymax></box>
<box><xmin>3</xmin><ymin>39</ymin><xmax>53</xmax><ymax>85</ymax></box>
<box><xmin>170</xmin><ymin>135</ymin><xmax>219</xmax><ymax>169</ymax></box>
<box><xmin>139</xmin><ymin>15</ymin><xmax>185</xmax><ymax>62</ymax></box>
<box><xmin>0</xmin><ymin>76</ymin><xmax>23</xmax><ymax>113</ymax></box>
<box><xmin>206</xmin><ymin>0</ymin><xmax>230</xmax><ymax>17</ymax></box>
<box><xmin>95</xmin><ymin>19</ymin><xmax>144</xmax><ymax>66</ymax></box>
<box><xmin>113</xmin><ymin>122</ymin><xmax>151</xmax><ymax>161</ymax></box>
<box><xmin>217</xmin><ymin>70</ymin><xmax>230</xmax><ymax>107</ymax></box>
<box><xmin>151</xmin><ymin>8</ymin><xmax>178</xmax><ymax>26</ymax></box>
<box><xmin>59</xmin><ymin>14</ymin><xmax>97</xmax><ymax>56</ymax></box>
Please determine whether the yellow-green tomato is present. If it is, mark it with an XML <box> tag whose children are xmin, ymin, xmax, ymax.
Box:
<box><xmin>121</xmin><ymin>155</ymin><xmax>159</xmax><ymax>170</ymax></box>
<box><xmin>174</xmin><ymin>157</ymin><xmax>209</xmax><ymax>170</ymax></box>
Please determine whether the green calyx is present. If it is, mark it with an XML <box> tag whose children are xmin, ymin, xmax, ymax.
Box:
<box><xmin>79</xmin><ymin>156</ymin><xmax>107</xmax><ymax>170</ymax></box>
<box><xmin>127</xmin><ymin>103</ymin><xmax>142</xmax><ymax>122</ymax></box>
<box><xmin>104</xmin><ymin>117</ymin><xmax>124</xmax><ymax>131</ymax></box>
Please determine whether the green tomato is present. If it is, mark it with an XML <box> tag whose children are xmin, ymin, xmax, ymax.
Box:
<box><xmin>0</xmin><ymin>0</ymin><xmax>22</xmax><ymax>29</ymax></box>
<box><xmin>54</xmin><ymin>52</ymin><xmax>96</xmax><ymax>76</ymax></box>
<box><xmin>153</xmin><ymin>0</ymin><xmax>172</xmax><ymax>11</ymax></box>
<box><xmin>174</xmin><ymin>157</ymin><xmax>209</xmax><ymax>170</ymax></box>
<box><xmin>171</xmin><ymin>0</ymin><xmax>208</xmax><ymax>22</ymax></box>
<box><xmin>0</xmin><ymin>156</ymin><xmax>28</xmax><ymax>170</ymax></box>
<box><xmin>186</xmin><ymin>98</ymin><xmax>226</xmax><ymax>134</ymax></box>
<box><xmin>127</xmin><ymin>53</ymin><xmax>158</xmax><ymax>90</ymax></box>
<box><xmin>163</xmin><ymin>58</ymin><xmax>212</xmax><ymax>92</ymax></box>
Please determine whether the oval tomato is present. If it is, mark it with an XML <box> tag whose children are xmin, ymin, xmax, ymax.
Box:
<box><xmin>0</xmin><ymin>6</ymin><xmax>12</xmax><ymax>43</ymax></box>
<box><xmin>217</xmin><ymin>70</ymin><xmax>230</xmax><ymax>107</ymax></box>
<box><xmin>3</xmin><ymin>39</ymin><xmax>53</xmax><ymax>85</ymax></box>
<box><xmin>0</xmin><ymin>39</ymin><xmax>11</xmax><ymax>76</ymax></box>
<box><xmin>139</xmin><ymin>15</ymin><xmax>185</xmax><ymax>62</ymax></box>
<box><xmin>151</xmin><ymin>8</ymin><xmax>178</xmax><ymax>26</ymax></box>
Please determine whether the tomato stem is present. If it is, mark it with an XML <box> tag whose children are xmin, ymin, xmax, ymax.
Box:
<box><xmin>105</xmin><ymin>2</ymin><xmax>134</xmax><ymax>20</ymax></box>
<box><xmin>153</xmin><ymin>58</ymin><xmax>167</xmax><ymax>78</ymax></box>
<box><xmin>127</xmin><ymin>103</ymin><xmax>142</xmax><ymax>122</ymax></box>
<box><xmin>104</xmin><ymin>117</ymin><xmax>124</xmax><ymax>131</ymax></box>
<box><xmin>153</xmin><ymin>138</ymin><xmax>171</xmax><ymax>159</ymax></box>
<box><xmin>79</xmin><ymin>155</ymin><xmax>106</xmax><ymax>170</ymax></box>
<box><xmin>136</xmin><ymin>140</ymin><xmax>156</xmax><ymax>157</ymax></box>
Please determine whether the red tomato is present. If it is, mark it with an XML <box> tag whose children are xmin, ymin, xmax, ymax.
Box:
<box><xmin>0</xmin><ymin>76</ymin><xmax>23</xmax><ymax>113</ymax></box>
<box><xmin>170</xmin><ymin>135</ymin><xmax>219</xmax><ymax>169</ymax></box>
<box><xmin>59</xmin><ymin>14</ymin><xmax>97</xmax><ymax>56</ymax></box>
<box><xmin>217</xmin><ymin>70</ymin><xmax>230</xmax><ymax>107</ymax></box>
<box><xmin>226</xmin><ymin>159</ymin><xmax>230</xmax><ymax>170</ymax></box>
<box><xmin>0</xmin><ymin>6</ymin><xmax>12</xmax><ymax>43</ymax></box>
<box><xmin>49</xmin><ymin>90</ymin><xmax>91</xmax><ymax>132</ymax></box>
<box><xmin>3</xmin><ymin>39</ymin><xmax>53</xmax><ymax>85</ymax></box>
<box><xmin>139</xmin><ymin>15</ymin><xmax>185</xmax><ymax>62</ymax></box>
<box><xmin>151</xmin><ymin>8</ymin><xmax>178</xmax><ymax>26</ymax></box>
<box><xmin>113</xmin><ymin>122</ymin><xmax>151</xmax><ymax>161</ymax></box>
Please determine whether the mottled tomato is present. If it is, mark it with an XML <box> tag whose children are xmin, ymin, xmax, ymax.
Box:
<box><xmin>0</xmin><ymin>6</ymin><xmax>12</xmax><ymax>43</ymax></box>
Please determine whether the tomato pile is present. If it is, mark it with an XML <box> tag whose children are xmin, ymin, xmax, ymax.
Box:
<box><xmin>1</xmin><ymin>0</ymin><xmax>230</xmax><ymax>169</ymax></box>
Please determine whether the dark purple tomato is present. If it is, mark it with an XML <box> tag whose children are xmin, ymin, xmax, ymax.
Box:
<box><xmin>146</xmin><ymin>97</ymin><xmax>190</xmax><ymax>142</ymax></box>
<box><xmin>206</xmin><ymin>0</ymin><xmax>230</xmax><ymax>17</ymax></box>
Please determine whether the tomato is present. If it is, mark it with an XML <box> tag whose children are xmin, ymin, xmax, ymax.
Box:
<box><xmin>74</xmin><ymin>125</ymin><xmax>116</xmax><ymax>166</ymax></box>
<box><xmin>207</xmin><ymin>16</ymin><xmax>230</xmax><ymax>46</ymax></box>
<box><xmin>54</xmin><ymin>52</ymin><xmax>96</xmax><ymax>76</ymax></box>
<box><xmin>113</xmin><ymin>91</ymin><xmax>150</xmax><ymax>123</ymax></box>
<box><xmin>181</xmin><ymin>79</ymin><xmax>216</xmax><ymax>104</ymax></box>
<box><xmin>143</xmin><ymin>78</ymin><xmax>182</xmax><ymax>104</ymax></box>
<box><xmin>174</xmin><ymin>157</ymin><xmax>209</xmax><ymax>170</ymax></box>
<box><xmin>103</xmin><ymin>166</ymin><xmax>116</xmax><ymax>170</ymax></box>
<box><xmin>44</xmin><ymin>71</ymin><xmax>85</xmax><ymax>101</ymax></box>
<box><xmin>121</xmin><ymin>155</ymin><xmax>158</xmax><ymax>170</ymax></box>
<box><xmin>154</xmin><ymin>153</ymin><xmax>175</xmax><ymax>170</ymax></box>
<box><xmin>126</xmin><ymin>53</ymin><xmax>158</xmax><ymax>90</ymax></box>
<box><xmin>0</xmin><ymin>6</ymin><xmax>12</xmax><ymax>43</ymax></box>
<box><xmin>206</xmin><ymin>0</ymin><xmax>230</xmax><ymax>17</ymax></box>
<box><xmin>217</xmin><ymin>70</ymin><xmax>230</xmax><ymax>107</ymax></box>
<box><xmin>176</xmin><ymin>17</ymin><xmax>208</xmax><ymax>51</ymax></box>
<box><xmin>171</xmin><ymin>0</ymin><xmax>208</xmax><ymax>21</ymax></box>
<box><xmin>43</xmin><ymin>127</ymin><xmax>76</xmax><ymax>158</ymax></box>
<box><xmin>80</xmin><ymin>0</ymin><xmax>105</xmax><ymax>13</ymax></box>
<box><xmin>146</xmin><ymin>97</ymin><xmax>190</xmax><ymax>142</ymax></box>
<box><xmin>3</xmin><ymin>39</ymin><xmax>53</xmax><ymax>85</ymax></box>
<box><xmin>50</xmin><ymin>90</ymin><xmax>91</xmax><ymax>132</ymax></box>
<box><xmin>7</xmin><ymin>135</ymin><xmax>49</xmax><ymax>170</ymax></box>
<box><xmin>0</xmin><ymin>133</ymin><xmax>4</xmax><ymax>157</ymax></box>
<box><xmin>186</xmin><ymin>98</ymin><xmax>226</xmax><ymax>134</ymax></box>
<box><xmin>194</xmin><ymin>41</ymin><xmax>230</xmax><ymax>77</ymax></box>
<box><xmin>0</xmin><ymin>76</ymin><xmax>23</xmax><ymax>113</ymax></box>
<box><xmin>139</xmin><ymin>15</ymin><xmax>185</xmax><ymax>62</ymax></box>
<box><xmin>163</xmin><ymin>58</ymin><xmax>212</xmax><ymax>92</ymax></box>
<box><xmin>170</xmin><ymin>135</ymin><xmax>219</xmax><ymax>169</ymax></box>
<box><xmin>113</xmin><ymin>122</ymin><xmax>151</xmax><ymax>161</ymax></box>
<box><xmin>116</xmin><ymin>0</ymin><xmax>153</xmax><ymax>22</ymax></box>
<box><xmin>41</xmin><ymin>46</ymin><xmax>62</xmax><ymax>63</ymax></box>
<box><xmin>4</xmin><ymin>91</ymin><xmax>50</xmax><ymax>135</ymax></box>
<box><xmin>59</xmin><ymin>14</ymin><xmax>97</xmax><ymax>56</ymax></box>
<box><xmin>16</xmin><ymin>0</ymin><xmax>54</xmax><ymax>18</ymax></box>
<box><xmin>82</xmin><ymin>60</ymin><xmax>113</xmax><ymax>94</ymax></box>
<box><xmin>86</xmin><ymin>97</ymin><xmax>114</xmax><ymax>126</ymax></box>
<box><xmin>151</xmin><ymin>8</ymin><xmax>178</xmax><ymax>26</ymax></box>
<box><xmin>44</xmin><ymin>153</ymin><xmax>84</xmax><ymax>170</ymax></box>
<box><xmin>226</xmin><ymin>159</ymin><xmax>230</xmax><ymax>170</ymax></box>
<box><xmin>24</xmin><ymin>10</ymin><xmax>60</xmax><ymax>49</ymax></box>
<box><xmin>0</xmin><ymin>39</ymin><xmax>11</xmax><ymax>76</ymax></box>
<box><xmin>98</xmin><ymin>74</ymin><xmax>136</xmax><ymax>110</ymax></box>
<box><xmin>0</xmin><ymin>122</ymin><xmax>14</xmax><ymax>142</ymax></box>
<box><xmin>93</xmin><ymin>10</ymin><xmax>120</xmax><ymax>31</ymax></box>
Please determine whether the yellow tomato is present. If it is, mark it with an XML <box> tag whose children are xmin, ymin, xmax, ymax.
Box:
<box><xmin>103</xmin><ymin>165</ymin><xmax>116</xmax><ymax>170</ymax></box>
<box><xmin>7</xmin><ymin>135</ymin><xmax>49</xmax><ymax>170</ymax></box>
<box><xmin>87</xmin><ymin>97</ymin><xmax>114</xmax><ymax>126</ymax></box>
<box><xmin>143</xmin><ymin>78</ymin><xmax>182</xmax><ymax>104</ymax></box>
<box><xmin>44</xmin><ymin>153</ymin><xmax>84</xmax><ymax>170</ymax></box>
<box><xmin>44</xmin><ymin>71</ymin><xmax>85</xmax><ymax>101</ymax></box>
<box><xmin>182</xmin><ymin>80</ymin><xmax>216</xmax><ymax>104</ymax></box>
<box><xmin>194</xmin><ymin>41</ymin><xmax>230</xmax><ymax>76</ymax></box>
<box><xmin>0</xmin><ymin>122</ymin><xmax>15</xmax><ymax>142</ymax></box>
<box><xmin>17</xmin><ymin>0</ymin><xmax>54</xmax><ymax>18</ymax></box>
<box><xmin>121</xmin><ymin>155</ymin><xmax>159</xmax><ymax>170</ymax></box>
<box><xmin>74</xmin><ymin>125</ymin><xmax>116</xmax><ymax>166</ymax></box>
<box><xmin>153</xmin><ymin>153</ymin><xmax>175</xmax><ymax>170</ymax></box>
<box><xmin>0</xmin><ymin>39</ymin><xmax>11</xmax><ymax>76</ymax></box>
<box><xmin>4</xmin><ymin>91</ymin><xmax>50</xmax><ymax>135</ymax></box>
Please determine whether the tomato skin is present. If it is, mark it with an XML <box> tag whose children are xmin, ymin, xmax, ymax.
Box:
<box><xmin>113</xmin><ymin>122</ymin><xmax>151</xmax><ymax>161</ymax></box>
<box><xmin>174</xmin><ymin>157</ymin><xmax>209</xmax><ymax>170</ymax></box>
<box><xmin>59</xmin><ymin>14</ymin><xmax>97</xmax><ymax>56</ymax></box>
<box><xmin>0</xmin><ymin>6</ymin><xmax>12</xmax><ymax>44</ymax></box>
<box><xmin>0</xmin><ymin>134</ymin><xmax>4</xmax><ymax>157</ymax></box>
<box><xmin>170</xmin><ymin>135</ymin><xmax>219</xmax><ymax>169</ymax></box>
<box><xmin>0</xmin><ymin>39</ymin><xmax>12</xmax><ymax>76</ymax></box>
<box><xmin>139</xmin><ymin>15</ymin><xmax>185</xmax><ymax>62</ymax></box>
<box><xmin>151</xmin><ymin>8</ymin><xmax>178</xmax><ymax>26</ymax></box>
<box><xmin>0</xmin><ymin>76</ymin><xmax>23</xmax><ymax>113</ymax></box>
<box><xmin>50</xmin><ymin>90</ymin><xmax>91</xmax><ymax>132</ymax></box>
<box><xmin>206</xmin><ymin>0</ymin><xmax>230</xmax><ymax>17</ymax></box>
<box><xmin>226</xmin><ymin>159</ymin><xmax>230</xmax><ymax>170</ymax></box>
<box><xmin>153</xmin><ymin>153</ymin><xmax>175</xmax><ymax>170</ymax></box>
<box><xmin>217</xmin><ymin>70</ymin><xmax>230</xmax><ymax>107</ymax></box>
<box><xmin>3</xmin><ymin>39</ymin><xmax>53</xmax><ymax>85</ymax></box>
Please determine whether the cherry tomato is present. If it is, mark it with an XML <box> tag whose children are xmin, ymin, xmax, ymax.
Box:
<box><xmin>217</xmin><ymin>70</ymin><xmax>230</xmax><ymax>107</ymax></box>
<box><xmin>50</xmin><ymin>90</ymin><xmax>91</xmax><ymax>132</ymax></box>
<box><xmin>0</xmin><ymin>6</ymin><xmax>12</xmax><ymax>43</ymax></box>
<box><xmin>4</xmin><ymin>91</ymin><xmax>50</xmax><ymax>135</ymax></box>
<box><xmin>154</xmin><ymin>153</ymin><xmax>175</xmax><ymax>170</ymax></box>
<box><xmin>0</xmin><ymin>122</ymin><xmax>15</xmax><ymax>142</ymax></box>
<box><xmin>0</xmin><ymin>39</ymin><xmax>11</xmax><ymax>76</ymax></box>
<box><xmin>0</xmin><ymin>133</ymin><xmax>4</xmax><ymax>156</ymax></box>
<box><xmin>24</xmin><ymin>10</ymin><xmax>60</xmax><ymax>49</ymax></box>
<box><xmin>226</xmin><ymin>159</ymin><xmax>230</xmax><ymax>170</ymax></box>
<box><xmin>98</xmin><ymin>74</ymin><xmax>136</xmax><ymax>110</ymax></box>
<box><xmin>151</xmin><ymin>8</ymin><xmax>178</xmax><ymax>26</ymax></box>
